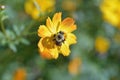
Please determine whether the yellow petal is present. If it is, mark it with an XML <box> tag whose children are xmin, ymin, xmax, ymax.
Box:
<box><xmin>66</xmin><ymin>24</ymin><xmax>77</xmax><ymax>33</ymax></box>
<box><xmin>38</xmin><ymin>38</ymin><xmax>44</xmax><ymax>52</ymax></box>
<box><xmin>38</xmin><ymin>37</ymin><xmax>59</xmax><ymax>59</ymax></box>
<box><xmin>25</xmin><ymin>0</ymin><xmax>34</xmax><ymax>15</ymax></box>
<box><xmin>66</xmin><ymin>33</ymin><xmax>77</xmax><ymax>45</ymax></box>
<box><xmin>49</xmin><ymin>47</ymin><xmax>59</xmax><ymax>59</ymax></box>
<box><xmin>31</xmin><ymin>9</ymin><xmax>40</xmax><ymax>20</ymax></box>
<box><xmin>38</xmin><ymin>25</ymin><xmax>51</xmax><ymax>37</ymax></box>
<box><xmin>38</xmin><ymin>38</ymin><xmax>51</xmax><ymax>59</ymax></box>
<box><xmin>52</xmin><ymin>12</ymin><xmax>62</xmax><ymax>31</ymax></box>
<box><xmin>59</xmin><ymin>18</ymin><xmax>76</xmax><ymax>33</ymax></box>
<box><xmin>46</xmin><ymin>17</ymin><xmax>56</xmax><ymax>33</ymax></box>
<box><xmin>60</xmin><ymin>42</ymin><xmax>70</xmax><ymax>56</ymax></box>
<box><xmin>35</xmin><ymin>0</ymin><xmax>55</xmax><ymax>12</ymax></box>
<box><xmin>40</xmin><ymin>48</ymin><xmax>58</xmax><ymax>59</ymax></box>
<box><xmin>62</xmin><ymin>18</ymin><xmax>74</xmax><ymax>27</ymax></box>
<box><xmin>38</xmin><ymin>48</ymin><xmax>52</xmax><ymax>59</ymax></box>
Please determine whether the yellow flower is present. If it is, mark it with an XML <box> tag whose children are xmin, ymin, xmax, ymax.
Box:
<box><xmin>13</xmin><ymin>68</ymin><xmax>26</xmax><ymax>80</ymax></box>
<box><xmin>100</xmin><ymin>0</ymin><xmax>120</xmax><ymax>29</ymax></box>
<box><xmin>24</xmin><ymin>0</ymin><xmax>55</xmax><ymax>20</ymax></box>
<box><xmin>38</xmin><ymin>12</ymin><xmax>77</xmax><ymax>59</ymax></box>
<box><xmin>68</xmin><ymin>57</ymin><xmax>81</xmax><ymax>76</ymax></box>
<box><xmin>95</xmin><ymin>36</ymin><xmax>110</xmax><ymax>54</ymax></box>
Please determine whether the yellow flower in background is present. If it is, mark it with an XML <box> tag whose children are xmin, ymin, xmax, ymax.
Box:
<box><xmin>95</xmin><ymin>36</ymin><xmax>110</xmax><ymax>54</ymax></box>
<box><xmin>68</xmin><ymin>57</ymin><xmax>82</xmax><ymax>76</ymax></box>
<box><xmin>100</xmin><ymin>0</ymin><xmax>120</xmax><ymax>29</ymax></box>
<box><xmin>13</xmin><ymin>68</ymin><xmax>26</xmax><ymax>80</ymax></box>
<box><xmin>38</xmin><ymin>12</ymin><xmax>77</xmax><ymax>59</ymax></box>
<box><xmin>25</xmin><ymin>0</ymin><xmax>55</xmax><ymax>20</ymax></box>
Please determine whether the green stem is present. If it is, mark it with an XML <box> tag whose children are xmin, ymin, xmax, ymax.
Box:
<box><xmin>0</xmin><ymin>20</ymin><xmax>6</xmax><ymax>35</ymax></box>
<box><xmin>0</xmin><ymin>20</ymin><xmax>12</xmax><ymax>42</ymax></box>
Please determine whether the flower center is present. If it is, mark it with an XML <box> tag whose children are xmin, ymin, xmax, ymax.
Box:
<box><xmin>53</xmin><ymin>31</ymin><xmax>65</xmax><ymax>46</ymax></box>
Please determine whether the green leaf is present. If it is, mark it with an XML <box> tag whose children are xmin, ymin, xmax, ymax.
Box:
<box><xmin>6</xmin><ymin>29</ymin><xmax>16</xmax><ymax>40</ymax></box>
<box><xmin>8</xmin><ymin>43</ymin><xmax>17</xmax><ymax>52</ymax></box>
<box><xmin>20</xmin><ymin>38</ymin><xmax>30</xmax><ymax>45</ymax></box>
<box><xmin>1</xmin><ymin>15</ymin><xmax>9</xmax><ymax>21</ymax></box>
<box><xmin>13</xmin><ymin>25</ymin><xmax>20</xmax><ymax>36</ymax></box>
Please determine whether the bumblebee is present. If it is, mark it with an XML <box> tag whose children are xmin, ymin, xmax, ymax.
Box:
<box><xmin>54</xmin><ymin>31</ymin><xmax>65</xmax><ymax>46</ymax></box>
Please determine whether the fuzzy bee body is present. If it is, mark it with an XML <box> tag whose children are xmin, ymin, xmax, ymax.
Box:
<box><xmin>54</xmin><ymin>31</ymin><xmax>65</xmax><ymax>46</ymax></box>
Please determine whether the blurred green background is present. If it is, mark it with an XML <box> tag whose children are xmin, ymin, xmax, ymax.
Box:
<box><xmin>0</xmin><ymin>0</ymin><xmax>120</xmax><ymax>80</ymax></box>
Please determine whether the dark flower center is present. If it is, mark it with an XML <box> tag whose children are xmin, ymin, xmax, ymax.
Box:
<box><xmin>53</xmin><ymin>31</ymin><xmax>65</xmax><ymax>46</ymax></box>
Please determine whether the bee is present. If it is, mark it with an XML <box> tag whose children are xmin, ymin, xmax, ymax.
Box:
<box><xmin>54</xmin><ymin>31</ymin><xmax>65</xmax><ymax>46</ymax></box>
